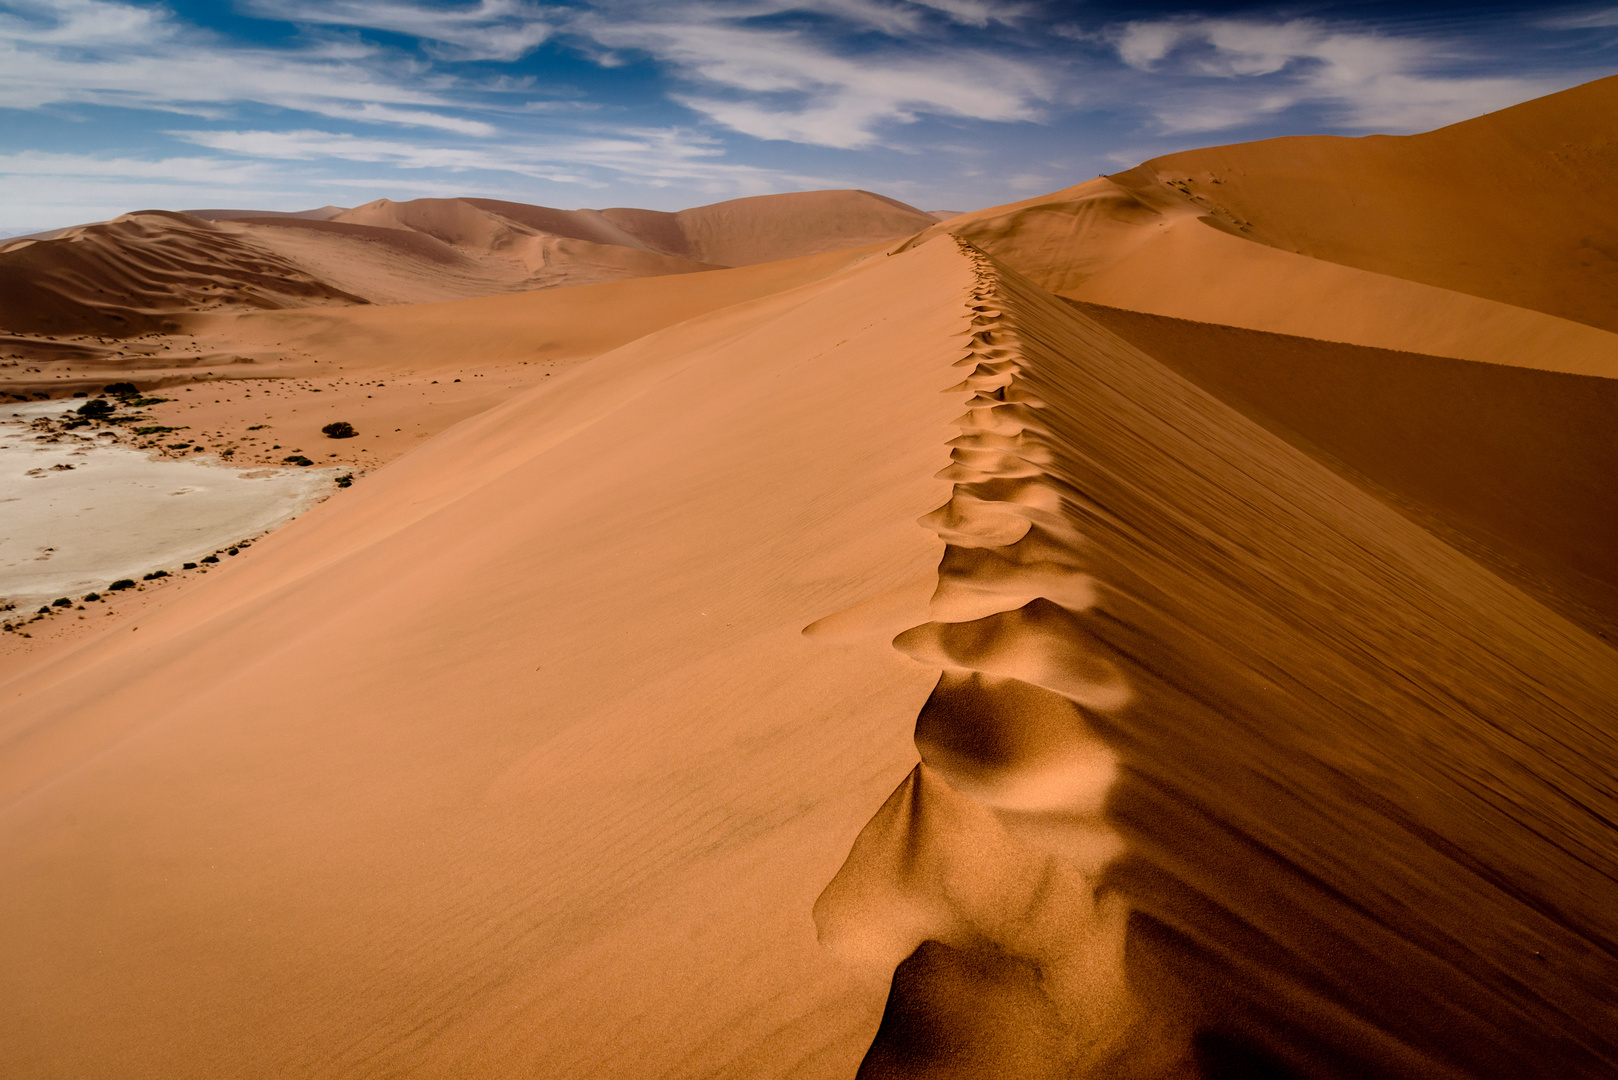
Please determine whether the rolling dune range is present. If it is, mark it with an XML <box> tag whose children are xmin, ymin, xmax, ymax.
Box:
<box><xmin>2</xmin><ymin>77</ymin><xmax>1618</xmax><ymax>1079</ymax></box>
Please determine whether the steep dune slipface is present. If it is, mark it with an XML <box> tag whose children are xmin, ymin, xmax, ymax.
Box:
<box><xmin>897</xmin><ymin>76</ymin><xmax>1618</xmax><ymax>377</ymax></box>
<box><xmin>1138</xmin><ymin>74</ymin><xmax>1618</xmax><ymax>335</ymax></box>
<box><xmin>818</xmin><ymin>244</ymin><xmax>1618</xmax><ymax>1078</ymax></box>
<box><xmin>901</xmin><ymin>176</ymin><xmax>1618</xmax><ymax>377</ymax></box>
<box><xmin>1066</xmin><ymin>302</ymin><xmax>1618</xmax><ymax>637</ymax></box>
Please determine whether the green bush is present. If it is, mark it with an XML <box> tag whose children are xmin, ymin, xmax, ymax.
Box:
<box><xmin>322</xmin><ymin>421</ymin><xmax>358</xmax><ymax>439</ymax></box>
<box><xmin>104</xmin><ymin>382</ymin><xmax>139</xmax><ymax>397</ymax></box>
<box><xmin>77</xmin><ymin>399</ymin><xmax>114</xmax><ymax>418</ymax></box>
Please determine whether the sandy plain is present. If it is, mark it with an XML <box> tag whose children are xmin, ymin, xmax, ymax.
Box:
<box><xmin>1</xmin><ymin>81</ymin><xmax>1616</xmax><ymax>1080</ymax></box>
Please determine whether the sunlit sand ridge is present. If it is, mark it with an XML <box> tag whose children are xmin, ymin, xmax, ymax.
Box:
<box><xmin>2</xmin><ymin>75</ymin><xmax>1617</xmax><ymax>1080</ymax></box>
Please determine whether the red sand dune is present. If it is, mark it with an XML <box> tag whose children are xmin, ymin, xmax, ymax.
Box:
<box><xmin>3</xmin><ymin>80</ymin><xmax>1617</xmax><ymax>1080</ymax></box>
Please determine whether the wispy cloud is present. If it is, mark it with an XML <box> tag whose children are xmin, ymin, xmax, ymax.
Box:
<box><xmin>171</xmin><ymin>125</ymin><xmax>815</xmax><ymax>190</ymax></box>
<box><xmin>574</xmin><ymin>4</ymin><xmax>1050</xmax><ymax>148</ymax></box>
<box><xmin>1105</xmin><ymin>16</ymin><xmax>1571</xmax><ymax>133</ymax></box>
<box><xmin>0</xmin><ymin>0</ymin><xmax>490</xmax><ymax>131</ymax></box>
<box><xmin>240</xmin><ymin>0</ymin><xmax>559</xmax><ymax>62</ymax></box>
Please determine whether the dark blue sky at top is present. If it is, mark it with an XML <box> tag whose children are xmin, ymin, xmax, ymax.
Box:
<box><xmin>1</xmin><ymin>0</ymin><xmax>1615</xmax><ymax>232</ymax></box>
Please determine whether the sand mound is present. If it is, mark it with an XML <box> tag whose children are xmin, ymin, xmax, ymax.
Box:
<box><xmin>0</xmin><ymin>191</ymin><xmax>937</xmax><ymax>354</ymax></box>
<box><xmin>0</xmin><ymin>211</ymin><xmax>368</xmax><ymax>336</ymax></box>
<box><xmin>1137</xmin><ymin>74</ymin><xmax>1618</xmax><ymax>334</ymax></box>
<box><xmin>900</xmin><ymin>80</ymin><xmax>1618</xmax><ymax>377</ymax></box>
<box><xmin>4</xmin><ymin>71</ymin><xmax>1617</xmax><ymax>1080</ymax></box>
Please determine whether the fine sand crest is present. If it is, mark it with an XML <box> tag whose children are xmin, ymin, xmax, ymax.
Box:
<box><xmin>818</xmin><ymin>242</ymin><xmax>1618</xmax><ymax>1079</ymax></box>
<box><xmin>814</xmin><ymin>240</ymin><xmax>1186</xmax><ymax>1079</ymax></box>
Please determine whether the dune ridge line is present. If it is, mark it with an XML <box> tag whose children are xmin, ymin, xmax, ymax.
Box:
<box><xmin>814</xmin><ymin>239</ymin><xmax>1182</xmax><ymax>1078</ymax></box>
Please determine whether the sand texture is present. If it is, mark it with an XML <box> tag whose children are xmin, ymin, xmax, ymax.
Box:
<box><xmin>3</xmin><ymin>80</ymin><xmax>1618</xmax><ymax>1080</ymax></box>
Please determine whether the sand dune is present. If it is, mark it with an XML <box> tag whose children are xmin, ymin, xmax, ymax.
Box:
<box><xmin>0</xmin><ymin>190</ymin><xmax>936</xmax><ymax>363</ymax></box>
<box><xmin>3</xmin><ymin>76</ymin><xmax>1617</xmax><ymax>1080</ymax></box>
<box><xmin>904</xmin><ymin>175</ymin><xmax>1618</xmax><ymax>377</ymax></box>
<box><xmin>1138</xmin><ymin>74</ymin><xmax>1618</xmax><ymax>334</ymax></box>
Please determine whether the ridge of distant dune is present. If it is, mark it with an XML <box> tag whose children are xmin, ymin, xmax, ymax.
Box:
<box><xmin>0</xmin><ymin>211</ymin><xmax>369</xmax><ymax>336</ymax></box>
<box><xmin>0</xmin><ymin>190</ymin><xmax>938</xmax><ymax>357</ymax></box>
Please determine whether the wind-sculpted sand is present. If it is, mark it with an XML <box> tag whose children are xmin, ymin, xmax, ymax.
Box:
<box><xmin>3</xmin><ymin>80</ymin><xmax>1618</xmax><ymax>1080</ymax></box>
<box><xmin>820</xmin><ymin>242</ymin><xmax>1618</xmax><ymax>1077</ymax></box>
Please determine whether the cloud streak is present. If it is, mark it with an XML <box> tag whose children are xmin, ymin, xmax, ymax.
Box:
<box><xmin>1104</xmin><ymin>15</ymin><xmax>1574</xmax><ymax>133</ymax></box>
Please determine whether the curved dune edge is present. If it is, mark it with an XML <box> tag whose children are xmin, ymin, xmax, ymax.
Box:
<box><xmin>816</xmin><ymin>242</ymin><xmax>1618</xmax><ymax>1078</ymax></box>
<box><xmin>897</xmin><ymin>178</ymin><xmax>1618</xmax><ymax>380</ymax></box>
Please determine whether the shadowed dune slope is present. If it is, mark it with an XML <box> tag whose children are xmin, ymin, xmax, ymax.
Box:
<box><xmin>0</xmin><ymin>238</ymin><xmax>976</xmax><ymax>1080</ymax></box>
<box><xmin>898</xmin><ymin>75</ymin><xmax>1618</xmax><ymax>377</ymax></box>
<box><xmin>0</xmin><ymin>211</ymin><xmax>369</xmax><ymax>336</ymax></box>
<box><xmin>1068</xmin><ymin>301</ymin><xmax>1618</xmax><ymax>635</ymax></box>
<box><xmin>817</xmin><ymin>244</ymin><xmax>1618</xmax><ymax>1079</ymax></box>
<box><xmin>1138</xmin><ymin>74</ymin><xmax>1618</xmax><ymax>334</ymax></box>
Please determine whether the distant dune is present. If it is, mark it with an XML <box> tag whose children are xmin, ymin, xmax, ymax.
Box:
<box><xmin>2</xmin><ymin>80</ymin><xmax>1616</xmax><ymax>1080</ymax></box>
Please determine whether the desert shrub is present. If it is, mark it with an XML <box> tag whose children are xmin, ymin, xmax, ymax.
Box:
<box><xmin>143</xmin><ymin>571</ymin><xmax>168</xmax><ymax>580</ymax></box>
<box><xmin>201</xmin><ymin>555</ymin><xmax>219</xmax><ymax>564</ymax></box>
<box><xmin>52</xmin><ymin>597</ymin><xmax>71</xmax><ymax>607</ymax></box>
<box><xmin>134</xmin><ymin>425</ymin><xmax>178</xmax><ymax>435</ymax></box>
<box><xmin>183</xmin><ymin>562</ymin><xmax>197</xmax><ymax>569</ymax></box>
<box><xmin>168</xmin><ymin>443</ymin><xmax>191</xmax><ymax>450</ymax></box>
<box><xmin>77</xmin><ymin>399</ymin><xmax>114</xmax><ymax>418</ymax></box>
<box><xmin>335</xmin><ymin>473</ymin><xmax>354</xmax><ymax>488</ymax></box>
<box><xmin>37</xmin><ymin>606</ymin><xmax>50</xmax><ymax>614</ymax></box>
<box><xmin>109</xmin><ymin>579</ymin><xmax>136</xmax><ymax>591</ymax></box>
<box><xmin>322</xmin><ymin>421</ymin><xmax>358</xmax><ymax>439</ymax></box>
<box><xmin>283</xmin><ymin>454</ymin><xmax>314</xmax><ymax>466</ymax></box>
<box><xmin>104</xmin><ymin>382</ymin><xmax>139</xmax><ymax>397</ymax></box>
<box><xmin>83</xmin><ymin>592</ymin><xmax>101</xmax><ymax>601</ymax></box>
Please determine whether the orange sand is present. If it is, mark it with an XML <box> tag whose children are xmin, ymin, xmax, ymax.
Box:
<box><xmin>3</xmin><ymin>81</ymin><xmax>1618</xmax><ymax>1080</ymax></box>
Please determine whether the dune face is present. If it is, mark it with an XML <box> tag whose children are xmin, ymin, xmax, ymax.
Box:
<box><xmin>0</xmin><ymin>190</ymin><xmax>935</xmax><ymax>366</ymax></box>
<box><xmin>4</xmin><ymin>78</ymin><xmax>1618</xmax><ymax>1080</ymax></box>
<box><xmin>905</xmin><ymin>83</ymin><xmax>1618</xmax><ymax>378</ymax></box>
<box><xmin>1137</xmin><ymin>74</ymin><xmax>1618</xmax><ymax>335</ymax></box>
<box><xmin>0</xmin><ymin>211</ymin><xmax>368</xmax><ymax>337</ymax></box>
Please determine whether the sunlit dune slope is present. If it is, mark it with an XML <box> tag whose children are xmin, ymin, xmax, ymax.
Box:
<box><xmin>338</xmin><ymin>189</ymin><xmax>935</xmax><ymax>269</ymax></box>
<box><xmin>901</xmin><ymin>76</ymin><xmax>1618</xmax><ymax>377</ymax></box>
<box><xmin>0</xmin><ymin>189</ymin><xmax>937</xmax><ymax>348</ymax></box>
<box><xmin>0</xmin><ymin>237</ymin><xmax>976</xmax><ymax>1080</ymax></box>
<box><xmin>5</xmin><ymin>228</ymin><xmax>1616</xmax><ymax>1080</ymax></box>
<box><xmin>1138</xmin><ymin>73</ymin><xmax>1618</xmax><ymax>334</ymax></box>
<box><xmin>183</xmin><ymin>242</ymin><xmax>885</xmax><ymax>374</ymax></box>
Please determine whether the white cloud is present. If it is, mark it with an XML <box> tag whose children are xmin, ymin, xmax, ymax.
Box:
<box><xmin>1538</xmin><ymin>6</ymin><xmax>1618</xmax><ymax>29</ymax></box>
<box><xmin>0</xmin><ymin>0</ymin><xmax>492</xmax><ymax>132</ymax></box>
<box><xmin>1107</xmin><ymin>16</ymin><xmax>1569</xmax><ymax>134</ymax></box>
<box><xmin>575</xmin><ymin>9</ymin><xmax>1049</xmax><ymax>148</ymax></box>
<box><xmin>240</xmin><ymin>0</ymin><xmax>558</xmax><ymax>62</ymax></box>
<box><xmin>170</xmin><ymin>125</ymin><xmax>814</xmax><ymax>189</ymax></box>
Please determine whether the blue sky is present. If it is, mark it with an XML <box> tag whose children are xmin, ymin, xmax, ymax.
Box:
<box><xmin>1</xmin><ymin>0</ymin><xmax>1616</xmax><ymax>232</ymax></box>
